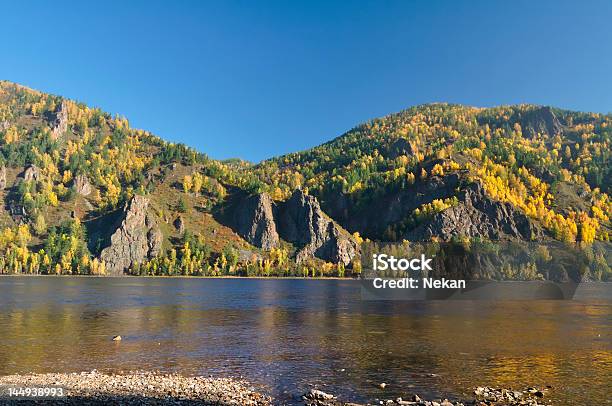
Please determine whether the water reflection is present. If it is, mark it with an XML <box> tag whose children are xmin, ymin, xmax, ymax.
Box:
<box><xmin>0</xmin><ymin>277</ymin><xmax>610</xmax><ymax>404</ymax></box>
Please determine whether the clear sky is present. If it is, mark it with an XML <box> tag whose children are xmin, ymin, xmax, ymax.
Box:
<box><xmin>1</xmin><ymin>0</ymin><xmax>611</xmax><ymax>162</ymax></box>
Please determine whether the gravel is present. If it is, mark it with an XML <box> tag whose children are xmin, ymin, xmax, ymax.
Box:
<box><xmin>0</xmin><ymin>372</ymin><xmax>551</xmax><ymax>406</ymax></box>
<box><xmin>0</xmin><ymin>370</ymin><xmax>272</xmax><ymax>405</ymax></box>
<box><xmin>303</xmin><ymin>386</ymin><xmax>551</xmax><ymax>406</ymax></box>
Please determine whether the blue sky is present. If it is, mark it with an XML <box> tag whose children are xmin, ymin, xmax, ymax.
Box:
<box><xmin>1</xmin><ymin>1</ymin><xmax>611</xmax><ymax>162</ymax></box>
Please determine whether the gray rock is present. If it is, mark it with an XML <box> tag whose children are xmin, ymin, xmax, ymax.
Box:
<box><xmin>232</xmin><ymin>193</ymin><xmax>279</xmax><ymax>250</ymax></box>
<box><xmin>173</xmin><ymin>216</ymin><xmax>185</xmax><ymax>234</ymax></box>
<box><xmin>99</xmin><ymin>195</ymin><xmax>162</xmax><ymax>275</ymax></box>
<box><xmin>227</xmin><ymin>189</ymin><xmax>358</xmax><ymax>265</ymax></box>
<box><xmin>22</xmin><ymin>164</ymin><xmax>41</xmax><ymax>182</ymax></box>
<box><xmin>0</xmin><ymin>165</ymin><xmax>6</xmax><ymax>190</ymax></box>
<box><xmin>8</xmin><ymin>202</ymin><xmax>27</xmax><ymax>223</ymax></box>
<box><xmin>387</xmin><ymin>137</ymin><xmax>416</xmax><ymax>159</ymax></box>
<box><xmin>146</xmin><ymin>219</ymin><xmax>163</xmax><ymax>258</ymax></box>
<box><xmin>328</xmin><ymin>173</ymin><xmax>464</xmax><ymax>240</ymax></box>
<box><xmin>50</xmin><ymin>100</ymin><xmax>69</xmax><ymax>139</ymax></box>
<box><xmin>304</xmin><ymin>389</ymin><xmax>335</xmax><ymax>400</ymax></box>
<box><xmin>521</xmin><ymin>106</ymin><xmax>563</xmax><ymax>138</ymax></box>
<box><xmin>303</xmin><ymin>389</ymin><xmax>337</xmax><ymax>405</ymax></box>
<box><xmin>73</xmin><ymin>174</ymin><xmax>92</xmax><ymax>196</ymax></box>
<box><xmin>278</xmin><ymin>189</ymin><xmax>357</xmax><ymax>265</ymax></box>
<box><xmin>405</xmin><ymin>183</ymin><xmax>541</xmax><ymax>241</ymax></box>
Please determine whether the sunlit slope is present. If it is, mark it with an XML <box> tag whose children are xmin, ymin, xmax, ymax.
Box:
<box><xmin>0</xmin><ymin>81</ymin><xmax>609</xmax><ymax>277</ymax></box>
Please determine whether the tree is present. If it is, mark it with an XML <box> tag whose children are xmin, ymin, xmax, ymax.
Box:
<box><xmin>182</xmin><ymin>175</ymin><xmax>193</xmax><ymax>193</ymax></box>
<box><xmin>33</xmin><ymin>213</ymin><xmax>47</xmax><ymax>235</ymax></box>
<box><xmin>177</xmin><ymin>197</ymin><xmax>188</xmax><ymax>213</ymax></box>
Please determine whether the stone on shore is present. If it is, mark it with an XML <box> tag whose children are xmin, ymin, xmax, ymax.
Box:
<box><xmin>0</xmin><ymin>371</ymin><xmax>271</xmax><ymax>405</ymax></box>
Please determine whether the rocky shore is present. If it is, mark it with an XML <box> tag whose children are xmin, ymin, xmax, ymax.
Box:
<box><xmin>302</xmin><ymin>386</ymin><xmax>551</xmax><ymax>406</ymax></box>
<box><xmin>0</xmin><ymin>371</ymin><xmax>271</xmax><ymax>405</ymax></box>
<box><xmin>0</xmin><ymin>371</ymin><xmax>552</xmax><ymax>406</ymax></box>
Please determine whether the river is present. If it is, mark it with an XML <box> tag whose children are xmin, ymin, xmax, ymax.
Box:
<box><xmin>0</xmin><ymin>277</ymin><xmax>610</xmax><ymax>404</ymax></box>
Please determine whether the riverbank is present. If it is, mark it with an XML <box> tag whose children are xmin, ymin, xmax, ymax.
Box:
<box><xmin>302</xmin><ymin>387</ymin><xmax>550</xmax><ymax>406</ymax></box>
<box><xmin>0</xmin><ymin>371</ymin><xmax>553</xmax><ymax>406</ymax></box>
<box><xmin>0</xmin><ymin>371</ymin><xmax>271</xmax><ymax>405</ymax></box>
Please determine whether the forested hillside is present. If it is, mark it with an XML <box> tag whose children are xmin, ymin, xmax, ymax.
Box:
<box><xmin>0</xmin><ymin>81</ymin><xmax>610</xmax><ymax>279</ymax></box>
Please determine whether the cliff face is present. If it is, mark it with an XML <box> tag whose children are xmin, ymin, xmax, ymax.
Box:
<box><xmin>22</xmin><ymin>165</ymin><xmax>41</xmax><ymax>182</ymax></box>
<box><xmin>227</xmin><ymin>190</ymin><xmax>358</xmax><ymax>265</ymax></box>
<box><xmin>278</xmin><ymin>190</ymin><xmax>357</xmax><ymax>265</ymax></box>
<box><xmin>0</xmin><ymin>165</ymin><xmax>6</xmax><ymax>190</ymax></box>
<box><xmin>48</xmin><ymin>100</ymin><xmax>69</xmax><ymax>140</ymax></box>
<box><xmin>231</xmin><ymin>193</ymin><xmax>279</xmax><ymax>250</ymax></box>
<box><xmin>98</xmin><ymin>195</ymin><xmax>162</xmax><ymax>275</ymax></box>
<box><xmin>324</xmin><ymin>173</ymin><xmax>463</xmax><ymax>240</ymax></box>
<box><xmin>405</xmin><ymin>183</ymin><xmax>542</xmax><ymax>241</ymax></box>
<box><xmin>520</xmin><ymin>106</ymin><xmax>563</xmax><ymax>137</ymax></box>
<box><xmin>73</xmin><ymin>174</ymin><xmax>92</xmax><ymax>196</ymax></box>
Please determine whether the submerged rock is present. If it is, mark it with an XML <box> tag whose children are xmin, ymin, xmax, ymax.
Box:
<box><xmin>98</xmin><ymin>195</ymin><xmax>162</xmax><ymax>275</ymax></box>
<box><xmin>303</xmin><ymin>389</ymin><xmax>336</xmax><ymax>406</ymax></box>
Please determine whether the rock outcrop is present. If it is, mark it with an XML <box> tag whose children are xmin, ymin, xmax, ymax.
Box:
<box><xmin>227</xmin><ymin>190</ymin><xmax>357</xmax><ymax>265</ymax></box>
<box><xmin>325</xmin><ymin>173</ymin><xmax>464</xmax><ymax>240</ymax></box>
<box><xmin>231</xmin><ymin>193</ymin><xmax>279</xmax><ymax>250</ymax></box>
<box><xmin>8</xmin><ymin>202</ymin><xmax>27</xmax><ymax>223</ymax></box>
<box><xmin>50</xmin><ymin>100</ymin><xmax>68</xmax><ymax>140</ymax></box>
<box><xmin>405</xmin><ymin>183</ymin><xmax>542</xmax><ymax>241</ymax></box>
<box><xmin>521</xmin><ymin>106</ymin><xmax>563</xmax><ymax>137</ymax></box>
<box><xmin>278</xmin><ymin>190</ymin><xmax>357</xmax><ymax>265</ymax></box>
<box><xmin>99</xmin><ymin>195</ymin><xmax>162</xmax><ymax>275</ymax></box>
<box><xmin>21</xmin><ymin>165</ymin><xmax>41</xmax><ymax>182</ymax></box>
<box><xmin>0</xmin><ymin>165</ymin><xmax>6</xmax><ymax>190</ymax></box>
<box><xmin>73</xmin><ymin>174</ymin><xmax>92</xmax><ymax>196</ymax></box>
<box><xmin>386</xmin><ymin>137</ymin><xmax>416</xmax><ymax>159</ymax></box>
<box><xmin>173</xmin><ymin>216</ymin><xmax>185</xmax><ymax>234</ymax></box>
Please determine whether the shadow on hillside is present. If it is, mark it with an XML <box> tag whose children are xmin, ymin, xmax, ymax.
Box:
<box><xmin>210</xmin><ymin>186</ymin><xmax>249</xmax><ymax>236</ymax></box>
<box><xmin>83</xmin><ymin>208</ymin><xmax>124</xmax><ymax>255</ymax></box>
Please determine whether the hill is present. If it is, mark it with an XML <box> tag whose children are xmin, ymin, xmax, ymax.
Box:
<box><xmin>0</xmin><ymin>81</ymin><xmax>610</xmax><ymax>279</ymax></box>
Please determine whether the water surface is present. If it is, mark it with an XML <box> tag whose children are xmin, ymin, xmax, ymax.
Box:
<box><xmin>0</xmin><ymin>277</ymin><xmax>610</xmax><ymax>405</ymax></box>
